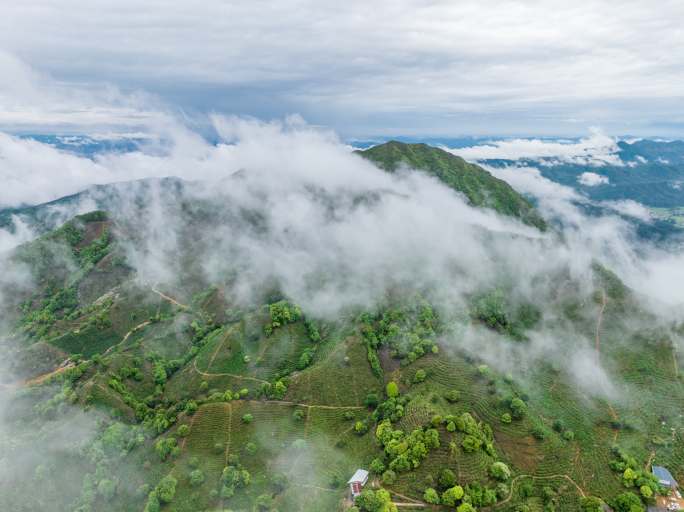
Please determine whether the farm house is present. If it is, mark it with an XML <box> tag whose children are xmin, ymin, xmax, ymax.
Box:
<box><xmin>348</xmin><ymin>469</ymin><xmax>369</xmax><ymax>499</ymax></box>
<box><xmin>653</xmin><ymin>466</ymin><xmax>679</xmax><ymax>491</ymax></box>
<box><xmin>651</xmin><ymin>466</ymin><xmax>683</xmax><ymax>512</ymax></box>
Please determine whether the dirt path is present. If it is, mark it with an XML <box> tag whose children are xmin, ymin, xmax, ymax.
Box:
<box><xmin>595</xmin><ymin>289</ymin><xmax>607</xmax><ymax>363</ymax></box>
<box><xmin>192</xmin><ymin>358</ymin><xmax>270</xmax><ymax>385</ymax></box>
<box><xmin>645</xmin><ymin>450</ymin><xmax>656</xmax><ymax>471</ymax></box>
<box><xmin>389</xmin><ymin>490</ymin><xmax>423</xmax><ymax>505</ymax></box>
<box><xmin>103</xmin><ymin>320</ymin><xmax>152</xmax><ymax>357</ymax></box>
<box><xmin>206</xmin><ymin>326</ymin><xmax>237</xmax><ymax>370</ymax></box>
<box><xmin>24</xmin><ymin>362</ymin><xmax>75</xmax><ymax>387</ymax></box>
<box><xmin>493</xmin><ymin>474</ymin><xmax>586</xmax><ymax>508</ymax></box>
<box><xmin>151</xmin><ymin>288</ymin><xmax>190</xmax><ymax>310</ymax></box>
<box><xmin>256</xmin><ymin>399</ymin><xmax>364</xmax><ymax>410</ymax></box>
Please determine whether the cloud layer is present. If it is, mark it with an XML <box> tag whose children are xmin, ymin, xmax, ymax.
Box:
<box><xmin>0</xmin><ymin>2</ymin><xmax>683</xmax><ymax>135</ymax></box>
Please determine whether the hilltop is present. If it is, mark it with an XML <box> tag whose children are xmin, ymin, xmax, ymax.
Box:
<box><xmin>358</xmin><ymin>142</ymin><xmax>547</xmax><ymax>231</ymax></box>
<box><xmin>0</xmin><ymin>142</ymin><xmax>682</xmax><ymax>512</ymax></box>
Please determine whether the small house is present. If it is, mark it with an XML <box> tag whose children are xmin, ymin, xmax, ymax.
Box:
<box><xmin>653</xmin><ymin>466</ymin><xmax>679</xmax><ymax>491</ymax></box>
<box><xmin>348</xmin><ymin>469</ymin><xmax>369</xmax><ymax>499</ymax></box>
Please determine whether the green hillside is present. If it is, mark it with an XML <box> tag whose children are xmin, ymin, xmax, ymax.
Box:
<box><xmin>358</xmin><ymin>142</ymin><xmax>547</xmax><ymax>230</ymax></box>
<box><xmin>0</xmin><ymin>174</ymin><xmax>682</xmax><ymax>512</ymax></box>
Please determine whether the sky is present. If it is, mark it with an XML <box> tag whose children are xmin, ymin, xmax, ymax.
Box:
<box><xmin>0</xmin><ymin>0</ymin><xmax>684</xmax><ymax>137</ymax></box>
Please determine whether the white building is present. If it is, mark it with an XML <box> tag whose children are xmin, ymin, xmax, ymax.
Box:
<box><xmin>348</xmin><ymin>469</ymin><xmax>369</xmax><ymax>499</ymax></box>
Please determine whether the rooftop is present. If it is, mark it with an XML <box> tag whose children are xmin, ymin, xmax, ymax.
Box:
<box><xmin>653</xmin><ymin>466</ymin><xmax>678</xmax><ymax>487</ymax></box>
<box><xmin>348</xmin><ymin>469</ymin><xmax>369</xmax><ymax>484</ymax></box>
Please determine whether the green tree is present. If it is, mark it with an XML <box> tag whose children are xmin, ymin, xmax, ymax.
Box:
<box><xmin>144</xmin><ymin>491</ymin><xmax>160</xmax><ymax>512</ymax></box>
<box><xmin>501</xmin><ymin>412</ymin><xmax>512</xmax><ymax>424</ymax></box>
<box><xmin>157</xmin><ymin>475</ymin><xmax>177</xmax><ymax>503</ymax></box>
<box><xmin>189</xmin><ymin>469</ymin><xmax>205</xmax><ymax>487</ymax></box>
<box><xmin>424</xmin><ymin>488</ymin><xmax>440</xmax><ymax>504</ymax></box>
<box><xmin>97</xmin><ymin>479</ymin><xmax>116</xmax><ymax>501</ymax></box>
<box><xmin>490</xmin><ymin>462</ymin><xmax>511</xmax><ymax>482</ymax></box>
<box><xmin>386</xmin><ymin>381</ymin><xmax>399</xmax><ymax>398</ymax></box>
<box><xmin>580</xmin><ymin>496</ymin><xmax>603</xmax><ymax>512</ymax></box>
<box><xmin>441</xmin><ymin>485</ymin><xmax>465</xmax><ymax>506</ymax></box>
<box><xmin>413</xmin><ymin>369</ymin><xmax>426</xmax><ymax>383</ymax></box>
<box><xmin>611</xmin><ymin>491</ymin><xmax>644</xmax><ymax>512</ymax></box>
<box><xmin>177</xmin><ymin>424</ymin><xmax>190</xmax><ymax>437</ymax></box>
<box><xmin>439</xmin><ymin>468</ymin><xmax>456</xmax><ymax>489</ymax></box>
<box><xmin>510</xmin><ymin>397</ymin><xmax>527</xmax><ymax>419</ymax></box>
<box><xmin>242</xmin><ymin>413</ymin><xmax>254</xmax><ymax>424</ymax></box>
<box><xmin>457</xmin><ymin>503</ymin><xmax>476</xmax><ymax>512</ymax></box>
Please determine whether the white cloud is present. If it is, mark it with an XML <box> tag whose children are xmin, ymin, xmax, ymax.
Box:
<box><xmin>0</xmin><ymin>2</ymin><xmax>683</xmax><ymax>134</ymax></box>
<box><xmin>601</xmin><ymin>200</ymin><xmax>651</xmax><ymax>221</ymax></box>
<box><xmin>450</xmin><ymin>130</ymin><xmax>623</xmax><ymax>166</ymax></box>
<box><xmin>578</xmin><ymin>171</ymin><xmax>610</xmax><ymax>186</ymax></box>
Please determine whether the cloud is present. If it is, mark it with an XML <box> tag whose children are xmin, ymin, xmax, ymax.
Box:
<box><xmin>0</xmin><ymin>51</ymin><xmax>166</xmax><ymax>133</ymax></box>
<box><xmin>578</xmin><ymin>171</ymin><xmax>610</xmax><ymax>186</ymax></box>
<box><xmin>451</xmin><ymin>130</ymin><xmax>623</xmax><ymax>166</ymax></box>
<box><xmin>0</xmin><ymin>2</ymin><xmax>683</xmax><ymax>135</ymax></box>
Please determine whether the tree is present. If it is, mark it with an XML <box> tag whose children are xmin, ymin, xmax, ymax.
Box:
<box><xmin>445</xmin><ymin>389</ymin><xmax>460</xmax><ymax>402</ymax></box>
<box><xmin>580</xmin><ymin>496</ymin><xmax>604</xmax><ymax>512</ymax></box>
<box><xmin>501</xmin><ymin>412</ymin><xmax>512</xmax><ymax>424</ymax></box>
<box><xmin>441</xmin><ymin>485</ymin><xmax>465</xmax><ymax>506</ymax></box>
<box><xmin>255</xmin><ymin>493</ymin><xmax>275</xmax><ymax>511</ymax></box>
<box><xmin>611</xmin><ymin>491</ymin><xmax>644</xmax><ymax>512</ymax></box>
<box><xmin>386</xmin><ymin>381</ymin><xmax>399</xmax><ymax>398</ymax></box>
<box><xmin>365</xmin><ymin>393</ymin><xmax>380</xmax><ymax>408</ymax></box>
<box><xmin>242</xmin><ymin>413</ymin><xmax>254</xmax><ymax>424</ymax></box>
<box><xmin>413</xmin><ymin>369</ymin><xmax>426</xmax><ymax>383</ymax></box>
<box><xmin>439</xmin><ymin>468</ymin><xmax>457</xmax><ymax>489</ymax></box>
<box><xmin>370</xmin><ymin>458</ymin><xmax>386</xmax><ymax>474</ymax></box>
<box><xmin>144</xmin><ymin>491</ymin><xmax>160</xmax><ymax>512</ymax></box>
<box><xmin>356</xmin><ymin>489</ymin><xmax>381</xmax><ymax>511</ymax></box>
<box><xmin>156</xmin><ymin>475</ymin><xmax>177</xmax><ymax>503</ymax></box>
<box><xmin>185</xmin><ymin>400</ymin><xmax>198</xmax><ymax>415</ymax></box>
<box><xmin>457</xmin><ymin>504</ymin><xmax>476</xmax><ymax>512</ymax></box>
<box><xmin>510</xmin><ymin>397</ymin><xmax>527</xmax><ymax>419</ymax></box>
<box><xmin>639</xmin><ymin>485</ymin><xmax>653</xmax><ymax>499</ymax></box>
<box><xmin>424</xmin><ymin>488</ymin><xmax>440</xmax><ymax>504</ymax></box>
<box><xmin>189</xmin><ymin>469</ymin><xmax>205</xmax><ymax>487</ymax></box>
<box><xmin>97</xmin><ymin>479</ymin><xmax>116</xmax><ymax>501</ymax></box>
<box><xmin>178</xmin><ymin>424</ymin><xmax>190</xmax><ymax>437</ymax></box>
<box><xmin>382</xmin><ymin>470</ymin><xmax>396</xmax><ymax>485</ymax></box>
<box><xmin>490</xmin><ymin>462</ymin><xmax>511</xmax><ymax>482</ymax></box>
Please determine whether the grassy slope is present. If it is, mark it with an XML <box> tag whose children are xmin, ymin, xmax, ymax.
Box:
<box><xmin>358</xmin><ymin>141</ymin><xmax>547</xmax><ymax>231</ymax></box>
<box><xmin>4</xmin><ymin>205</ymin><xmax>684</xmax><ymax>512</ymax></box>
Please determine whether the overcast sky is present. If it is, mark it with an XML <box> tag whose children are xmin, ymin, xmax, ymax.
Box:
<box><xmin>1</xmin><ymin>0</ymin><xmax>683</xmax><ymax>137</ymax></box>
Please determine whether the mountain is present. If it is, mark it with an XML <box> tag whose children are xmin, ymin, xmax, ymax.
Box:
<box><xmin>1</xmin><ymin>143</ymin><xmax>683</xmax><ymax>512</ymax></box>
<box><xmin>358</xmin><ymin>141</ymin><xmax>547</xmax><ymax>231</ymax></box>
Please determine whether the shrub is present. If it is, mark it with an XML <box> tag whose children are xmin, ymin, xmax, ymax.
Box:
<box><xmin>189</xmin><ymin>469</ymin><xmax>205</xmax><ymax>487</ymax></box>
<box><xmin>580</xmin><ymin>496</ymin><xmax>604</xmax><ymax>512</ymax></box>
<box><xmin>444</xmin><ymin>390</ymin><xmax>460</xmax><ymax>402</ymax></box>
<box><xmin>370</xmin><ymin>458</ymin><xmax>386</xmax><ymax>474</ymax></box>
<box><xmin>424</xmin><ymin>488</ymin><xmax>440</xmax><ymax>504</ymax></box>
<box><xmin>562</xmin><ymin>430</ymin><xmax>575</xmax><ymax>441</ymax></box>
<box><xmin>490</xmin><ymin>462</ymin><xmax>511</xmax><ymax>482</ymax></box>
<box><xmin>439</xmin><ymin>468</ymin><xmax>457</xmax><ymax>489</ymax></box>
<box><xmin>156</xmin><ymin>475</ymin><xmax>177</xmax><ymax>503</ymax></box>
<box><xmin>382</xmin><ymin>470</ymin><xmax>397</xmax><ymax>485</ymax></box>
<box><xmin>510</xmin><ymin>397</ymin><xmax>527</xmax><ymax>419</ymax></box>
<box><xmin>441</xmin><ymin>485</ymin><xmax>464</xmax><ymax>506</ymax></box>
